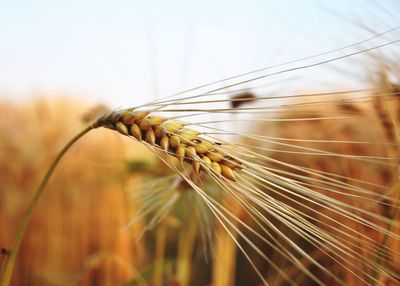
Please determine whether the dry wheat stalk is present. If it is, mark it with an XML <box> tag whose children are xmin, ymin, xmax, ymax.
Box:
<box><xmin>92</xmin><ymin>89</ymin><xmax>400</xmax><ymax>286</ymax></box>
<box><xmin>91</xmin><ymin>38</ymin><xmax>400</xmax><ymax>285</ymax></box>
<box><xmin>2</xmin><ymin>27</ymin><xmax>400</xmax><ymax>286</ymax></box>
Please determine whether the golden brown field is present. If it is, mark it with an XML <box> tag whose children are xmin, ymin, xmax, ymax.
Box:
<box><xmin>1</xmin><ymin>81</ymin><xmax>400</xmax><ymax>285</ymax></box>
<box><xmin>2</xmin><ymin>1</ymin><xmax>400</xmax><ymax>285</ymax></box>
<box><xmin>0</xmin><ymin>99</ymin><xmax>148</xmax><ymax>285</ymax></box>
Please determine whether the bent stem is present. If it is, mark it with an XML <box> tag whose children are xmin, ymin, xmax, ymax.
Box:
<box><xmin>0</xmin><ymin>125</ymin><xmax>94</xmax><ymax>286</ymax></box>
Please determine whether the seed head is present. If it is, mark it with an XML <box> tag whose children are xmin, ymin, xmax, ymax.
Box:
<box><xmin>95</xmin><ymin>109</ymin><xmax>243</xmax><ymax>180</ymax></box>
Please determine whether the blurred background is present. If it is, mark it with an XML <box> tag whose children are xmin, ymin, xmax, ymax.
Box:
<box><xmin>1</xmin><ymin>1</ymin><xmax>400</xmax><ymax>285</ymax></box>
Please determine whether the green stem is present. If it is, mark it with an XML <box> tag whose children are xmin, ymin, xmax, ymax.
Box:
<box><xmin>0</xmin><ymin>125</ymin><xmax>94</xmax><ymax>286</ymax></box>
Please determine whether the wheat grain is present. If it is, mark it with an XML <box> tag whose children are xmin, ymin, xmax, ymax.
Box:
<box><xmin>95</xmin><ymin>109</ymin><xmax>243</xmax><ymax>181</ymax></box>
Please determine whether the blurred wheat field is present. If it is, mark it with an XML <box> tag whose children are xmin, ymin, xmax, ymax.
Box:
<box><xmin>1</xmin><ymin>82</ymin><xmax>400</xmax><ymax>285</ymax></box>
<box><xmin>0</xmin><ymin>99</ymin><xmax>150</xmax><ymax>285</ymax></box>
<box><xmin>243</xmin><ymin>90</ymin><xmax>400</xmax><ymax>285</ymax></box>
<box><xmin>1</xmin><ymin>2</ymin><xmax>400</xmax><ymax>283</ymax></box>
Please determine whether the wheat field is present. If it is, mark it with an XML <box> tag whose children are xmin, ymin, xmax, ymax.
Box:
<box><xmin>1</xmin><ymin>2</ymin><xmax>400</xmax><ymax>286</ymax></box>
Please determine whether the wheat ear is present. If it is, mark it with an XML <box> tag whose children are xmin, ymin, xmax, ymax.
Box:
<box><xmin>0</xmin><ymin>107</ymin><xmax>242</xmax><ymax>286</ymax></box>
<box><xmin>95</xmin><ymin>109</ymin><xmax>243</xmax><ymax>181</ymax></box>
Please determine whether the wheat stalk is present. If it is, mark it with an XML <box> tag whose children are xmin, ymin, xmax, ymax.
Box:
<box><xmin>2</xmin><ymin>28</ymin><xmax>400</xmax><ymax>285</ymax></box>
<box><xmin>113</xmin><ymin>90</ymin><xmax>400</xmax><ymax>285</ymax></box>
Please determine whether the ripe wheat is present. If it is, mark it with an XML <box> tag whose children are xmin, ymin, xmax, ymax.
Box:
<box><xmin>2</xmin><ymin>24</ymin><xmax>400</xmax><ymax>286</ymax></box>
<box><xmin>95</xmin><ymin>109</ymin><xmax>243</xmax><ymax>181</ymax></box>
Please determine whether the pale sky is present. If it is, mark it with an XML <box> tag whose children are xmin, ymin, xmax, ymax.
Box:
<box><xmin>0</xmin><ymin>0</ymin><xmax>399</xmax><ymax>108</ymax></box>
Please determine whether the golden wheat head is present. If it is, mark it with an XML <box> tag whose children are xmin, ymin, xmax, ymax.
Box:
<box><xmin>95</xmin><ymin>109</ymin><xmax>243</xmax><ymax>181</ymax></box>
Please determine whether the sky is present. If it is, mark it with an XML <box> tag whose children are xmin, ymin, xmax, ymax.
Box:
<box><xmin>0</xmin><ymin>0</ymin><xmax>399</xmax><ymax>108</ymax></box>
